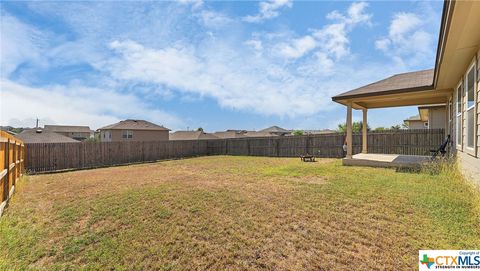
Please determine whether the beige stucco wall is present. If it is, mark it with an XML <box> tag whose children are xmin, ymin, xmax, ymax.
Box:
<box><xmin>407</xmin><ymin>121</ymin><xmax>427</xmax><ymax>129</ymax></box>
<box><xmin>100</xmin><ymin>130</ymin><xmax>169</xmax><ymax>142</ymax></box>
<box><xmin>428</xmin><ymin>107</ymin><xmax>447</xmax><ymax>129</ymax></box>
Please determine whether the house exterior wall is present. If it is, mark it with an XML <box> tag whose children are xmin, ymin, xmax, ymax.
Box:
<box><xmin>477</xmin><ymin>49</ymin><xmax>480</xmax><ymax>157</ymax></box>
<box><xmin>450</xmin><ymin>49</ymin><xmax>479</xmax><ymax>185</ymax></box>
<box><xmin>408</xmin><ymin>121</ymin><xmax>428</xmax><ymax>129</ymax></box>
<box><xmin>428</xmin><ymin>107</ymin><xmax>447</xmax><ymax>129</ymax></box>
<box><xmin>100</xmin><ymin>130</ymin><xmax>169</xmax><ymax>142</ymax></box>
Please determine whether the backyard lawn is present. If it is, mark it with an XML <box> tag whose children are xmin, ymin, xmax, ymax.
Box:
<box><xmin>1</xmin><ymin>156</ymin><xmax>479</xmax><ymax>270</ymax></box>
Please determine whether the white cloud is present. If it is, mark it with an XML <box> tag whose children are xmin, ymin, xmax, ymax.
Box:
<box><xmin>264</xmin><ymin>2</ymin><xmax>370</xmax><ymax>62</ymax></box>
<box><xmin>176</xmin><ymin>0</ymin><xmax>203</xmax><ymax>9</ymax></box>
<box><xmin>313</xmin><ymin>1</ymin><xmax>371</xmax><ymax>59</ymax></box>
<box><xmin>275</xmin><ymin>35</ymin><xmax>316</xmax><ymax>59</ymax></box>
<box><xmin>243</xmin><ymin>0</ymin><xmax>292</xmax><ymax>23</ymax></box>
<box><xmin>389</xmin><ymin>12</ymin><xmax>422</xmax><ymax>39</ymax></box>
<box><xmin>244</xmin><ymin>39</ymin><xmax>263</xmax><ymax>51</ymax></box>
<box><xmin>197</xmin><ymin>10</ymin><xmax>234</xmax><ymax>28</ymax></box>
<box><xmin>0</xmin><ymin>79</ymin><xmax>184</xmax><ymax>130</ymax></box>
<box><xmin>375</xmin><ymin>11</ymin><xmax>435</xmax><ymax>67</ymax></box>
<box><xmin>104</xmin><ymin>39</ymin><xmax>346</xmax><ymax>117</ymax></box>
<box><xmin>0</xmin><ymin>14</ymin><xmax>48</xmax><ymax>78</ymax></box>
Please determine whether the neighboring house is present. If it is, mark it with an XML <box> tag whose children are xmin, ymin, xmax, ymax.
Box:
<box><xmin>244</xmin><ymin>131</ymin><xmax>279</xmax><ymax>138</ymax></box>
<box><xmin>98</xmin><ymin>119</ymin><xmax>170</xmax><ymax>142</ymax></box>
<box><xmin>304</xmin><ymin>129</ymin><xmax>336</xmax><ymax>135</ymax></box>
<box><xmin>332</xmin><ymin>0</ymin><xmax>480</xmax><ymax>183</ymax></box>
<box><xmin>15</xmin><ymin>129</ymin><xmax>80</xmax><ymax>143</ymax></box>
<box><xmin>44</xmin><ymin>125</ymin><xmax>92</xmax><ymax>141</ymax></box>
<box><xmin>259</xmin><ymin>126</ymin><xmax>291</xmax><ymax>136</ymax></box>
<box><xmin>420</xmin><ymin>105</ymin><xmax>447</xmax><ymax>130</ymax></box>
<box><xmin>169</xmin><ymin>131</ymin><xmax>219</xmax><ymax>140</ymax></box>
<box><xmin>403</xmin><ymin>115</ymin><xmax>429</xmax><ymax>129</ymax></box>
<box><xmin>213</xmin><ymin>130</ymin><xmax>249</xmax><ymax>139</ymax></box>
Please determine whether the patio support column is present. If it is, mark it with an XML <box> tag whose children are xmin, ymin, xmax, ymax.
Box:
<box><xmin>346</xmin><ymin>102</ymin><xmax>353</xmax><ymax>159</ymax></box>
<box><xmin>362</xmin><ymin>109</ymin><xmax>368</xmax><ymax>154</ymax></box>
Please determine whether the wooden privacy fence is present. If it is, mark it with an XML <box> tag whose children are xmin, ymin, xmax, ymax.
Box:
<box><xmin>207</xmin><ymin>129</ymin><xmax>446</xmax><ymax>157</ymax></box>
<box><xmin>26</xmin><ymin>140</ymin><xmax>208</xmax><ymax>173</ymax></box>
<box><xmin>0</xmin><ymin>131</ymin><xmax>25</xmax><ymax>216</ymax></box>
<box><xmin>24</xmin><ymin>129</ymin><xmax>445</xmax><ymax>173</ymax></box>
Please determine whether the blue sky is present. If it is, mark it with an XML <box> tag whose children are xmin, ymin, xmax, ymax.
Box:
<box><xmin>0</xmin><ymin>0</ymin><xmax>443</xmax><ymax>131</ymax></box>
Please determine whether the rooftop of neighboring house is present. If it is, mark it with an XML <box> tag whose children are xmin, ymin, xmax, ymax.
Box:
<box><xmin>303</xmin><ymin>129</ymin><xmax>336</xmax><ymax>135</ymax></box>
<box><xmin>16</xmin><ymin>129</ymin><xmax>80</xmax><ymax>143</ymax></box>
<box><xmin>98</xmin><ymin>119</ymin><xmax>170</xmax><ymax>131</ymax></box>
<box><xmin>44</xmin><ymin>125</ymin><xmax>91</xmax><ymax>133</ymax></box>
<box><xmin>213</xmin><ymin>130</ymin><xmax>249</xmax><ymax>139</ymax></box>
<box><xmin>244</xmin><ymin>131</ymin><xmax>279</xmax><ymax>138</ymax></box>
<box><xmin>404</xmin><ymin>115</ymin><xmax>424</xmax><ymax>122</ymax></box>
<box><xmin>259</xmin><ymin>126</ymin><xmax>291</xmax><ymax>133</ymax></box>
<box><xmin>169</xmin><ymin>131</ymin><xmax>219</xmax><ymax>140</ymax></box>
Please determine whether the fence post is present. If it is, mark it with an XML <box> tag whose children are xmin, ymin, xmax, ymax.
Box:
<box><xmin>12</xmin><ymin>142</ymin><xmax>16</xmax><ymax>187</ymax></box>
<box><xmin>4</xmin><ymin>139</ymin><xmax>10</xmax><ymax>202</ymax></box>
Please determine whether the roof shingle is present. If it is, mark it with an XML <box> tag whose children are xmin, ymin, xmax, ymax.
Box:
<box><xmin>99</xmin><ymin>119</ymin><xmax>170</xmax><ymax>131</ymax></box>
<box><xmin>169</xmin><ymin>131</ymin><xmax>219</xmax><ymax>140</ymax></box>
<box><xmin>16</xmin><ymin>129</ymin><xmax>80</xmax><ymax>143</ymax></box>
<box><xmin>332</xmin><ymin>69</ymin><xmax>434</xmax><ymax>100</ymax></box>
<box><xmin>44</xmin><ymin>125</ymin><xmax>91</xmax><ymax>133</ymax></box>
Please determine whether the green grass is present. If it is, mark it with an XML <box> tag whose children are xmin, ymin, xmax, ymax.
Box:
<box><xmin>0</xmin><ymin>156</ymin><xmax>479</xmax><ymax>270</ymax></box>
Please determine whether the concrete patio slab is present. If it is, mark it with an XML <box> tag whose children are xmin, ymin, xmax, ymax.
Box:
<box><xmin>342</xmin><ymin>153</ymin><xmax>431</xmax><ymax>169</ymax></box>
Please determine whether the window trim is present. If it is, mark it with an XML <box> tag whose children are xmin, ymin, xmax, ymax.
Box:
<box><xmin>464</xmin><ymin>59</ymin><xmax>477</xmax><ymax>153</ymax></box>
<box><xmin>122</xmin><ymin>130</ymin><xmax>133</xmax><ymax>139</ymax></box>
<box><xmin>455</xmin><ymin>80</ymin><xmax>463</xmax><ymax>150</ymax></box>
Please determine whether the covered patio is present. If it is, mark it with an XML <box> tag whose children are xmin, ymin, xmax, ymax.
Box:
<box><xmin>332</xmin><ymin>69</ymin><xmax>452</xmax><ymax>168</ymax></box>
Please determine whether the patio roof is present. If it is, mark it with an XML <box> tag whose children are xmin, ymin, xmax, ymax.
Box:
<box><xmin>332</xmin><ymin>69</ymin><xmax>434</xmax><ymax>101</ymax></box>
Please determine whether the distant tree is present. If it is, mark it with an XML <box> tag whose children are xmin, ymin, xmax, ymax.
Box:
<box><xmin>84</xmin><ymin>137</ymin><xmax>99</xmax><ymax>143</ymax></box>
<box><xmin>401</xmin><ymin>122</ymin><xmax>409</xmax><ymax>129</ymax></box>
<box><xmin>337</xmin><ymin>121</ymin><xmax>370</xmax><ymax>133</ymax></box>
<box><xmin>292</xmin><ymin>130</ymin><xmax>304</xmax><ymax>136</ymax></box>
<box><xmin>196</xmin><ymin>127</ymin><xmax>204</xmax><ymax>132</ymax></box>
<box><xmin>10</xmin><ymin>128</ymin><xmax>24</xmax><ymax>134</ymax></box>
<box><xmin>390</xmin><ymin>125</ymin><xmax>401</xmax><ymax>130</ymax></box>
<box><xmin>374</xmin><ymin>127</ymin><xmax>386</xmax><ymax>132</ymax></box>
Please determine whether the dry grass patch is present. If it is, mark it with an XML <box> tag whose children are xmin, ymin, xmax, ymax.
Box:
<box><xmin>0</xmin><ymin>156</ymin><xmax>479</xmax><ymax>270</ymax></box>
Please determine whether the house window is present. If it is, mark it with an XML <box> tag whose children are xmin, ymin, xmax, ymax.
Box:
<box><xmin>456</xmin><ymin>82</ymin><xmax>463</xmax><ymax>146</ymax></box>
<box><xmin>122</xmin><ymin>130</ymin><xmax>133</xmax><ymax>139</ymax></box>
<box><xmin>424</xmin><ymin>122</ymin><xmax>429</xmax><ymax>128</ymax></box>
<box><xmin>465</xmin><ymin>63</ymin><xmax>476</xmax><ymax>149</ymax></box>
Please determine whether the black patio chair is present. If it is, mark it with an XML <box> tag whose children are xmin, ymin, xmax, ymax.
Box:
<box><xmin>430</xmin><ymin>135</ymin><xmax>450</xmax><ymax>158</ymax></box>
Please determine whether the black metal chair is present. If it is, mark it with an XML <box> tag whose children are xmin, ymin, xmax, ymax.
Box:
<box><xmin>430</xmin><ymin>135</ymin><xmax>450</xmax><ymax>158</ymax></box>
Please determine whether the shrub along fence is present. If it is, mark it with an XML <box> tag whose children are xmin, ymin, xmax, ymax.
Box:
<box><xmin>25</xmin><ymin>129</ymin><xmax>445</xmax><ymax>174</ymax></box>
<box><xmin>1</xmin><ymin>131</ymin><xmax>25</xmax><ymax>216</ymax></box>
